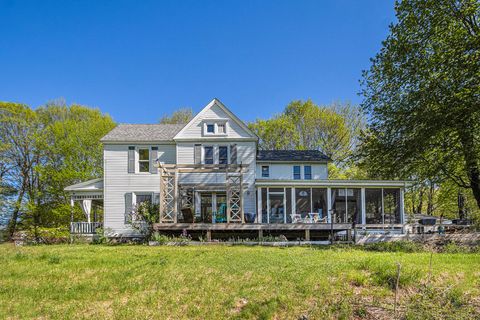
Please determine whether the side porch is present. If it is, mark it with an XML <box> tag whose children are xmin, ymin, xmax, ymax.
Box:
<box><xmin>65</xmin><ymin>178</ymin><xmax>104</xmax><ymax>236</ymax></box>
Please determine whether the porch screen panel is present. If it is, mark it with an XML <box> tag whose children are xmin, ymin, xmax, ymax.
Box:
<box><xmin>346</xmin><ymin>188</ymin><xmax>362</xmax><ymax>224</ymax></box>
<box><xmin>383</xmin><ymin>188</ymin><xmax>401</xmax><ymax>223</ymax></box>
<box><xmin>295</xmin><ymin>188</ymin><xmax>311</xmax><ymax>219</ymax></box>
<box><xmin>261</xmin><ymin>188</ymin><xmax>268</xmax><ymax>223</ymax></box>
<box><xmin>269</xmin><ymin>192</ymin><xmax>285</xmax><ymax>223</ymax></box>
<box><xmin>331</xmin><ymin>189</ymin><xmax>347</xmax><ymax>223</ymax></box>
<box><xmin>286</xmin><ymin>188</ymin><xmax>292</xmax><ymax>223</ymax></box>
<box><xmin>365</xmin><ymin>189</ymin><xmax>382</xmax><ymax>224</ymax></box>
<box><xmin>312</xmin><ymin>188</ymin><xmax>327</xmax><ymax>220</ymax></box>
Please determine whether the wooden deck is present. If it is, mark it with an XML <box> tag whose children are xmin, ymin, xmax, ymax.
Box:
<box><xmin>153</xmin><ymin>223</ymin><xmax>405</xmax><ymax>231</ymax></box>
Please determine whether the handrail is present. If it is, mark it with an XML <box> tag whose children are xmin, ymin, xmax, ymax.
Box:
<box><xmin>70</xmin><ymin>222</ymin><xmax>103</xmax><ymax>234</ymax></box>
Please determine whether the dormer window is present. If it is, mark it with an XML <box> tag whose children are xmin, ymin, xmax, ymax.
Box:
<box><xmin>203</xmin><ymin>120</ymin><xmax>228</xmax><ymax>136</ymax></box>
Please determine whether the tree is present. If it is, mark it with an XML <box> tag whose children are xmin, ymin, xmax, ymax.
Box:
<box><xmin>249</xmin><ymin>100</ymin><xmax>365</xmax><ymax>166</ymax></box>
<box><xmin>0</xmin><ymin>101</ymin><xmax>115</xmax><ymax>238</ymax></box>
<box><xmin>159</xmin><ymin>108</ymin><xmax>193</xmax><ymax>124</ymax></box>
<box><xmin>0</xmin><ymin>103</ymin><xmax>43</xmax><ymax>238</ymax></box>
<box><xmin>360</xmin><ymin>0</ymin><xmax>480</xmax><ymax>209</ymax></box>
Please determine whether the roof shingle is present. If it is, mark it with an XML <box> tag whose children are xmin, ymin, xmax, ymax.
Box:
<box><xmin>100</xmin><ymin>124</ymin><xmax>185</xmax><ymax>142</ymax></box>
<box><xmin>256</xmin><ymin>150</ymin><xmax>330</xmax><ymax>162</ymax></box>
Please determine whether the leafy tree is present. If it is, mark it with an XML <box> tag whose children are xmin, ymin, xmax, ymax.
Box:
<box><xmin>360</xmin><ymin>0</ymin><xmax>480</xmax><ymax>209</ymax></box>
<box><xmin>249</xmin><ymin>100</ymin><xmax>365</xmax><ymax>166</ymax></box>
<box><xmin>159</xmin><ymin>107</ymin><xmax>193</xmax><ymax>124</ymax></box>
<box><xmin>0</xmin><ymin>101</ymin><xmax>115</xmax><ymax>238</ymax></box>
<box><xmin>248</xmin><ymin>114</ymin><xmax>299</xmax><ymax>150</ymax></box>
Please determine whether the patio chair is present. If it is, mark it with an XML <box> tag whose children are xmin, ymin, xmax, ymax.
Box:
<box><xmin>290</xmin><ymin>213</ymin><xmax>303</xmax><ymax>223</ymax></box>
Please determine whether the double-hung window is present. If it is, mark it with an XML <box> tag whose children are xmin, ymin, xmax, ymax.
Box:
<box><xmin>204</xmin><ymin>146</ymin><xmax>214</xmax><ymax>164</ymax></box>
<box><xmin>219</xmin><ymin>146</ymin><xmax>228</xmax><ymax>164</ymax></box>
<box><xmin>262</xmin><ymin>166</ymin><xmax>270</xmax><ymax>177</ymax></box>
<box><xmin>138</xmin><ymin>148</ymin><xmax>150</xmax><ymax>172</ymax></box>
<box><xmin>293</xmin><ymin>165</ymin><xmax>301</xmax><ymax>180</ymax></box>
<box><xmin>304</xmin><ymin>166</ymin><xmax>312</xmax><ymax>180</ymax></box>
<box><xmin>136</xmin><ymin>194</ymin><xmax>152</xmax><ymax>205</ymax></box>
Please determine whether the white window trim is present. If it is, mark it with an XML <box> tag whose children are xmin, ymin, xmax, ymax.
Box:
<box><xmin>136</xmin><ymin>147</ymin><xmax>151</xmax><ymax>174</ymax></box>
<box><xmin>202</xmin><ymin>145</ymin><xmax>230</xmax><ymax>164</ymax></box>
<box><xmin>261</xmin><ymin>165</ymin><xmax>270</xmax><ymax>178</ymax></box>
<box><xmin>202</xmin><ymin>120</ymin><xmax>229</xmax><ymax>136</ymax></box>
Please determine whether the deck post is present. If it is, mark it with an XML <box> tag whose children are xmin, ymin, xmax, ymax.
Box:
<box><xmin>305</xmin><ymin>229</ymin><xmax>310</xmax><ymax>241</ymax></box>
<box><xmin>327</xmin><ymin>187</ymin><xmax>332</xmax><ymax>223</ymax></box>
<box><xmin>347</xmin><ymin>228</ymin><xmax>352</xmax><ymax>242</ymax></box>
<box><xmin>361</xmin><ymin>188</ymin><xmax>366</xmax><ymax>225</ymax></box>
<box><xmin>206</xmin><ymin>230</ymin><xmax>212</xmax><ymax>242</ymax></box>
<box><xmin>258</xmin><ymin>229</ymin><xmax>263</xmax><ymax>240</ymax></box>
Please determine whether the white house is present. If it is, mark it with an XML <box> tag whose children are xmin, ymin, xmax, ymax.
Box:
<box><xmin>66</xmin><ymin>99</ymin><xmax>408</xmax><ymax>240</ymax></box>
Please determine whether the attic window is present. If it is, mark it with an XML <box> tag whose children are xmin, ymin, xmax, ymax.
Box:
<box><xmin>206</xmin><ymin>124</ymin><xmax>215</xmax><ymax>133</ymax></box>
<box><xmin>218</xmin><ymin>123</ymin><xmax>226</xmax><ymax>134</ymax></box>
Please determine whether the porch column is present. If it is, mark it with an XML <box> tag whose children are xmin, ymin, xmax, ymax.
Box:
<box><xmin>361</xmin><ymin>188</ymin><xmax>366</xmax><ymax>225</ymax></box>
<box><xmin>70</xmin><ymin>196</ymin><xmax>74</xmax><ymax>223</ymax></box>
<box><xmin>327</xmin><ymin>187</ymin><xmax>332</xmax><ymax>223</ymax></box>
<box><xmin>257</xmin><ymin>188</ymin><xmax>262</xmax><ymax>223</ymax></box>
<box><xmin>291</xmin><ymin>187</ymin><xmax>296</xmax><ymax>218</ymax></box>
<box><xmin>400</xmin><ymin>188</ymin><xmax>405</xmax><ymax>224</ymax></box>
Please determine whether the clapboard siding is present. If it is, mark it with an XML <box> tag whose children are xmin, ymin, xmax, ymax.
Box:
<box><xmin>103</xmin><ymin>144</ymin><xmax>175</xmax><ymax>235</ymax></box>
<box><xmin>175</xmin><ymin>103</ymin><xmax>252</xmax><ymax>139</ymax></box>
<box><xmin>256</xmin><ymin>163</ymin><xmax>328</xmax><ymax>180</ymax></box>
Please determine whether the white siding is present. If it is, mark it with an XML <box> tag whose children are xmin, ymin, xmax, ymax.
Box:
<box><xmin>103</xmin><ymin>144</ymin><xmax>176</xmax><ymax>236</ymax></box>
<box><xmin>175</xmin><ymin>103</ymin><xmax>252</xmax><ymax>140</ymax></box>
<box><xmin>176</xmin><ymin>141</ymin><xmax>257</xmax><ymax>214</ymax></box>
<box><xmin>256</xmin><ymin>163</ymin><xmax>328</xmax><ymax>180</ymax></box>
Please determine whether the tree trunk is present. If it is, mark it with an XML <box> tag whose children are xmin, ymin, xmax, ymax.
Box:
<box><xmin>426</xmin><ymin>181</ymin><xmax>435</xmax><ymax>215</ymax></box>
<box><xmin>458</xmin><ymin>192</ymin><xmax>466</xmax><ymax>220</ymax></box>
<box><xmin>459</xmin><ymin>129</ymin><xmax>480</xmax><ymax>210</ymax></box>
<box><xmin>416</xmin><ymin>188</ymin><xmax>424</xmax><ymax>214</ymax></box>
<box><xmin>7</xmin><ymin>189</ymin><xmax>25</xmax><ymax>239</ymax></box>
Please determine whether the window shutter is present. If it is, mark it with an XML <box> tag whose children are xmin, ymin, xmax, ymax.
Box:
<box><xmin>194</xmin><ymin>144</ymin><xmax>202</xmax><ymax>164</ymax></box>
<box><xmin>128</xmin><ymin>146</ymin><xmax>135</xmax><ymax>173</ymax></box>
<box><xmin>150</xmin><ymin>147</ymin><xmax>158</xmax><ymax>174</ymax></box>
<box><xmin>125</xmin><ymin>192</ymin><xmax>133</xmax><ymax>223</ymax></box>
<box><xmin>230</xmin><ymin>144</ymin><xmax>237</xmax><ymax>164</ymax></box>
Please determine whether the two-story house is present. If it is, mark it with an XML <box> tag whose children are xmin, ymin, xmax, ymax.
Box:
<box><xmin>66</xmin><ymin>99</ymin><xmax>408</xmax><ymax>240</ymax></box>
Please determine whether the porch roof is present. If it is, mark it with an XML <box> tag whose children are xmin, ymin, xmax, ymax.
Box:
<box><xmin>64</xmin><ymin>178</ymin><xmax>103</xmax><ymax>192</ymax></box>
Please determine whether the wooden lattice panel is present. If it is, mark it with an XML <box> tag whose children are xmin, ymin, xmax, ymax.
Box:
<box><xmin>226</xmin><ymin>173</ymin><xmax>243</xmax><ymax>223</ymax></box>
<box><xmin>160</xmin><ymin>174</ymin><xmax>176</xmax><ymax>223</ymax></box>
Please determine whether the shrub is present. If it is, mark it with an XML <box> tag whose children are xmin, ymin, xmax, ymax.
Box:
<box><xmin>23</xmin><ymin>227</ymin><xmax>70</xmax><ymax>244</ymax></box>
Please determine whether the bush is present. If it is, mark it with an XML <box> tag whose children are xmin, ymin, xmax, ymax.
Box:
<box><xmin>23</xmin><ymin>227</ymin><xmax>70</xmax><ymax>244</ymax></box>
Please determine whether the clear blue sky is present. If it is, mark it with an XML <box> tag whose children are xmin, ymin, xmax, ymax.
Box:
<box><xmin>0</xmin><ymin>0</ymin><xmax>395</xmax><ymax>123</ymax></box>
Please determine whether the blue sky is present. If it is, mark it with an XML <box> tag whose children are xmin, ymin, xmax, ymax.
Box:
<box><xmin>0</xmin><ymin>0</ymin><xmax>395</xmax><ymax>123</ymax></box>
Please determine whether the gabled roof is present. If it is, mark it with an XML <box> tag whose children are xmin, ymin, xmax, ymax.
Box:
<box><xmin>64</xmin><ymin>178</ymin><xmax>103</xmax><ymax>191</ymax></box>
<box><xmin>256</xmin><ymin>150</ymin><xmax>330</xmax><ymax>162</ymax></box>
<box><xmin>100</xmin><ymin>124</ymin><xmax>185</xmax><ymax>142</ymax></box>
<box><xmin>174</xmin><ymin>98</ymin><xmax>257</xmax><ymax>140</ymax></box>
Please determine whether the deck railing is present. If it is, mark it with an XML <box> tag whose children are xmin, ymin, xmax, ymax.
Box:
<box><xmin>70</xmin><ymin>222</ymin><xmax>103</xmax><ymax>234</ymax></box>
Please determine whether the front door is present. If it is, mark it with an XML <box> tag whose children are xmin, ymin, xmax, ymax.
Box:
<box><xmin>197</xmin><ymin>192</ymin><xmax>227</xmax><ymax>223</ymax></box>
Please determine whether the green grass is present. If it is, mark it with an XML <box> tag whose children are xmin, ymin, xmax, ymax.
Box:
<box><xmin>0</xmin><ymin>244</ymin><xmax>479</xmax><ymax>319</ymax></box>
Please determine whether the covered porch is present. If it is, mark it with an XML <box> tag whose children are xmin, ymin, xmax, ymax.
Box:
<box><xmin>64</xmin><ymin>178</ymin><xmax>104</xmax><ymax>235</ymax></box>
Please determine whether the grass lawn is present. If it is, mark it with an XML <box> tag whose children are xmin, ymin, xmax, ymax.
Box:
<box><xmin>0</xmin><ymin>244</ymin><xmax>479</xmax><ymax>319</ymax></box>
